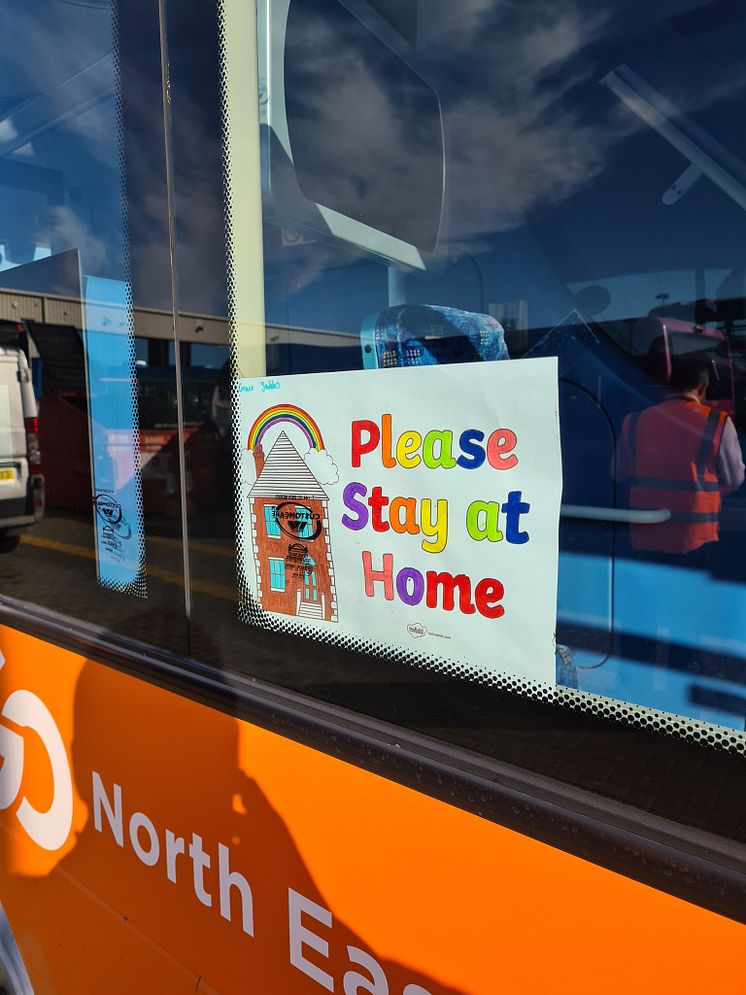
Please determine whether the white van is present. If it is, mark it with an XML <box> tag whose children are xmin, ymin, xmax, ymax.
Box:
<box><xmin>0</xmin><ymin>344</ymin><xmax>44</xmax><ymax>551</ymax></box>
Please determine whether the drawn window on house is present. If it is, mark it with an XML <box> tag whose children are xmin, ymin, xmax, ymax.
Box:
<box><xmin>303</xmin><ymin>556</ymin><xmax>318</xmax><ymax>602</ymax></box>
<box><xmin>295</xmin><ymin>505</ymin><xmax>314</xmax><ymax>539</ymax></box>
<box><xmin>269</xmin><ymin>557</ymin><xmax>286</xmax><ymax>591</ymax></box>
<box><xmin>264</xmin><ymin>504</ymin><xmax>281</xmax><ymax>537</ymax></box>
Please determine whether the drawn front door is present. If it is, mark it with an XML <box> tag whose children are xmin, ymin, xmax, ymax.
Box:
<box><xmin>303</xmin><ymin>558</ymin><xmax>318</xmax><ymax>602</ymax></box>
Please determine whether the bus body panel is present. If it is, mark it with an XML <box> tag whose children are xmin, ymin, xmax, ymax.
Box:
<box><xmin>0</xmin><ymin>625</ymin><xmax>743</xmax><ymax>994</ymax></box>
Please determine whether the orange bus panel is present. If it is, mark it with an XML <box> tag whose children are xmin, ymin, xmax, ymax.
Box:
<box><xmin>0</xmin><ymin>625</ymin><xmax>743</xmax><ymax>994</ymax></box>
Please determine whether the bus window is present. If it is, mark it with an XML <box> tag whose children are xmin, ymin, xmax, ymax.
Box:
<box><xmin>0</xmin><ymin>3</ymin><xmax>743</xmax><ymax>992</ymax></box>
<box><xmin>0</xmin><ymin>0</ymin><xmax>187</xmax><ymax>654</ymax></box>
<box><xmin>164</xmin><ymin>0</ymin><xmax>746</xmax><ymax>857</ymax></box>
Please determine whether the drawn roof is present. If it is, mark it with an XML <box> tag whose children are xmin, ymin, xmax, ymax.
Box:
<box><xmin>249</xmin><ymin>431</ymin><xmax>328</xmax><ymax>499</ymax></box>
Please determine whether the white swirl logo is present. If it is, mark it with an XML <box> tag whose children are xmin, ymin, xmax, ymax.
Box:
<box><xmin>0</xmin><ymin>653</ymin><xmax>73</xmax><ymax>851</ymax></box>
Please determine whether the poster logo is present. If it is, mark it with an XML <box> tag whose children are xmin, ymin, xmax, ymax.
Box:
<box><xmin>94</xmin><ymin>492</ymin><xmax>123</xmax><ymax>526</ymax></box>
<box><xmin>0</xmin><ymin>652</ymin><xmax>73</xmax><ymax>851</ymax></box>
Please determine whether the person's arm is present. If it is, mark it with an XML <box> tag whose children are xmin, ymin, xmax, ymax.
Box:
<box><xmin>716</xmin><ymin>417</ymin><xmax>745</xmax><ymax>495</ymax></box>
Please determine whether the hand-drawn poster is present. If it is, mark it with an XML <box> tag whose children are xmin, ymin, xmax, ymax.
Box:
<box><xmin>237</xmin><ymin>359</ymin><xmax>562</xmax><ymax>685</ymax></box>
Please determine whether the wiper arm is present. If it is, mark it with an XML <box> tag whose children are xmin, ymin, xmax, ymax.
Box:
<box><xmin>601</xmin><ymin>63</ymin><xmax>746</xmax><ymax>211</ymax></box>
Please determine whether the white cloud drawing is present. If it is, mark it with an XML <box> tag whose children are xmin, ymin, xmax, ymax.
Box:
<box><xmin>304</xmin><ymin>448</ymin><xmax>339</xmax><ymax>486</ymax></box>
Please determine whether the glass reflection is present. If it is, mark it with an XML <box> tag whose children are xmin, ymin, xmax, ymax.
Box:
<box><xmin>169</xmin><ymin>0</ymin><xmax>746</xmax><ymax>736</ymax></box>
<box><xmin>0</xmin><ymin>0</ymin><xmax>186</xmax><ymax>650</ymax></box>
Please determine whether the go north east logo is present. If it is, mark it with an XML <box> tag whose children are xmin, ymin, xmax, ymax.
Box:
<box><xmin>0</xmin><ymin>651</ymin><xmax>73</xmax><ymax>850</ymax></box>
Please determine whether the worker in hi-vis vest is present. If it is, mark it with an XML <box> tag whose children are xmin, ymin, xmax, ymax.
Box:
<box><xmin>619</xmin><ymin>357</ymin><xmax>744</xmax><ymax>555</ymax></box>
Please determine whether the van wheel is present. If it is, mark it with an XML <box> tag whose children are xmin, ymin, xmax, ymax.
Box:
<box><xmin>0</xmin><ymin>536</ymin><xmax>19</xmax><ymax>554</ymax></box>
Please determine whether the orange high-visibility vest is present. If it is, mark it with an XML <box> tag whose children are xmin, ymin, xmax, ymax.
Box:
<box><xmin>622</xmin><ymin>397</ymin><xmax>727</xmax><ymax>553</ymax></box>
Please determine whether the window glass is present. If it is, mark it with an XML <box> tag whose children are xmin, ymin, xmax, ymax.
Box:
<box><xmin>269</xmin><ymin>557</ymin><xmax>286</xmax><ymax>592</ymax></box>
<box><xmin>165</xmin><ymin>0</ymin><xmax>746</xmax><ymax>832</ymax></box>
<box><xmin>0</xmin><ymin>0</ymin><xmax>187</xmax><ymax>653</ymax></box>
<box><xmin>284</xmin><ymin>0</ymin><xmax>444</xmax><ymax>250</ymax></box>
<box><xmin>294</xmin><ymin>506</ymin><xmax>314</xmax><ymax>541</ymax></box>
<box><xmin>264</xmin><ymin>505</ymin><xmax>281</xmax><ymax>538</ymax></box>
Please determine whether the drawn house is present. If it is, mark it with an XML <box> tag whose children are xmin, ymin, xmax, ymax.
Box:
<box><xmin>248</xmin><ymin>431</ymin><xmax>337</xmax><ymax>622</ymax></box>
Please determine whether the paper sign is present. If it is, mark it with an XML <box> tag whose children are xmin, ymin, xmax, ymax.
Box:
<box><xmin>237</xmin><ymin>358</ymin><xmax>562</xmax><ymax>685</ymax></box>
<box><xmin>84</xmin><ymin>276</ymin><xmax>145</xmax><ymax>597</ymax></box>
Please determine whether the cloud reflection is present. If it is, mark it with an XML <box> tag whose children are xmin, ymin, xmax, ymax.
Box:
<box><xmin>276</xmin><ymin>0</ymin><xmax>746</xmax><ymax>256</ymax></box>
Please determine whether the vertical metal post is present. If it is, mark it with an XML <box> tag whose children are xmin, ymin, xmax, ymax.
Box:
<box><xmin>388</xmin><ymin>266</ymin><xmax>406</xmax><ymax>307</ymax></box>
<box><xmin>157</xmin><ymin>0</ymin><xmax>193</xmax><ymax>631</ymax></box>
<box><xmin>219</xmin><ymin>0</ymin><xmax>267</xmax><ymax>378</ymax></box>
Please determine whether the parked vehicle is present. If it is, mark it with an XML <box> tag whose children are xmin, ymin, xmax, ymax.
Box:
<box><xmin>0</xmin><ymin>324</ymin><xmax>44</xmax><ymax>551</ymax></box>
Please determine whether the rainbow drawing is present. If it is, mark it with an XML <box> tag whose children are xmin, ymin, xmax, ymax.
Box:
<box><xmin>248</xmin><ymin>404</ymin><xmax>325</xmax><ymax>452</ymax></box>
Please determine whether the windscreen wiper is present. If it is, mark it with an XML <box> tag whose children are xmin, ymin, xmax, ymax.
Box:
<box><xmin>601</xmin><ymin>63</ymin><xmax>746</xmax><ymax>211</ymax></box>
